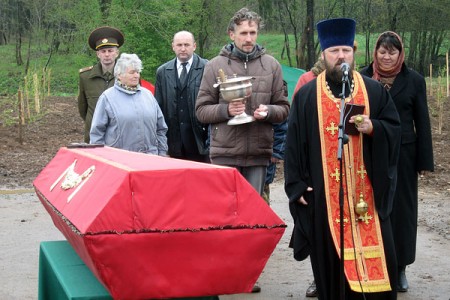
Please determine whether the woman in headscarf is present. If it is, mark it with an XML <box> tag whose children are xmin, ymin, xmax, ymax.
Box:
<box><xmin>90</xmin><ymin>53</ymin><xmax>168</xmax><ymax>155</ymax></box>
<box><xmin>360</xmin><ymin>31</ymin><xmax>434</xmax><ymax>293</ymax></box>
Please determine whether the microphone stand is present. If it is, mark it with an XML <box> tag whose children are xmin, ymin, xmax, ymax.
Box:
<box><xmin>337</xmin><ymin>70</ymin><xmax>349</xmax><ymax>300</ymax></box>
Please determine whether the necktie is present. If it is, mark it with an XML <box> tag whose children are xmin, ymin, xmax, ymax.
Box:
<box><xmin>180</xmin><ymin>62</ymin><xmax>188</xmax><ymax>85</ymax></box>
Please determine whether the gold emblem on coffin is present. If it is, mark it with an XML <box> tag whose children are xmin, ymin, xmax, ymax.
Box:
<box><xmin>50</xmin><ymin>159</ymin><xmax>95</xmax><ymax>202</ymax></box>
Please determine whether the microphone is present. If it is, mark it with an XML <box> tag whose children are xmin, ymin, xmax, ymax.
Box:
<box><xmin>340</xmin><ymin>63</ymin><xmax>350</xmax><ymax>76</ymax></box>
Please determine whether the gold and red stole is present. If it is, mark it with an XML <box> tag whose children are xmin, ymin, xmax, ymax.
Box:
<box><xmin>316</xmin><ymin>71</ymin><xmax>391</xmax><ymax>293</ymax></box>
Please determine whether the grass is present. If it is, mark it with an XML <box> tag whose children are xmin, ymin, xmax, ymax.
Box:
<box><xmin>0</xmin><ymin>44</ymin><xmax>96</xmax><ymax>97</ymax></box>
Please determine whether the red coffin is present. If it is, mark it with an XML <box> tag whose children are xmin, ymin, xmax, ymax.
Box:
<box><xmin>33</xmin><ymin>146</ymin><xmax>286</xmax><ymax>299</ymax></box>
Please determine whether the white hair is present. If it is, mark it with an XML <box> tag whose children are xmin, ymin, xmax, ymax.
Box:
<box><xmin>114</xmin><ymin>53</ymin><xmax>142</xmax><ymax>77</ymax></box>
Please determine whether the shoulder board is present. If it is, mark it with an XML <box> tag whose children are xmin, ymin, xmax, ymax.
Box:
<box><xmin>79</xmin><ymin>66</ymin><xmax>94</xmax><ymax>73</ymax></box>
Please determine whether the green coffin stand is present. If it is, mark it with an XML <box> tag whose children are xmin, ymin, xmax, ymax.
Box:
<box><xmin>38</xmin><ymin>240</ymin><xmax>219</xmax><ymax>300</ymax></box>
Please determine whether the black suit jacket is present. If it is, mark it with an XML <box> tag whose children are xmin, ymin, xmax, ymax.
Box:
<box><xmin>155</xmin><ymin>54</ymin><xmax>209</xmax><ymax>156</ymax></box>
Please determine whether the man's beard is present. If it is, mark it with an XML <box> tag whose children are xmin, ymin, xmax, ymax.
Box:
<box><xmin>324</xmin><ymin>59</ymin><xmax>354</xmax><ymax>84</ymax></box>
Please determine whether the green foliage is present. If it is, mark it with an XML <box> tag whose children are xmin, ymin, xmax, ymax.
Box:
<box><xmin>0</xmin><ymin>42</ymin><xmax>95</xmax><ymax>96</ymax></box>
<box><xmin>107</xmin><ymin>0</ymin><xmax>185</xmax><ymax>82</ymax></box>
<box><xmin>0</xmin><ymin>73</ymin><xmax>48</xmax><ymax>127</ymax></box>
<box><xmin>0</xmin><ymin>44</ymin><xmax>25</xmax><ymax>95</ymax></box>
<box><xmin>0</xmin><ymin>0</ymin><xmax>449</xmax><ymax>97</ymax></box>
<box><xmin>258</xmin><ymin>34</ymin><xmax>291</xmax><ymax>66</ymax></box>
<box><xmin>0</xmin><ymin>95</ymin><xmax>18</xmax><ymax>126</ymax></box>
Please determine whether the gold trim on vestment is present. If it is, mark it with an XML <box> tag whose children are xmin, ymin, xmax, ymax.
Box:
<box><xmin>316</xmin><ymin>71</ymin><xmax>391</xmax><ymax>293</ymax></box>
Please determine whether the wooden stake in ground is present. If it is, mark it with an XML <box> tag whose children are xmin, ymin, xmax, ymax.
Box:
<box><xmin>18</xmin><ymin>90</ymin><xmax>24</xmax><ymax>145</ymax></box>
<box><xmin>438</xmin><ymin>76</ymin><xmax>443</xmax><ymax>135</ymax></box>
<box><xmin>24</xmin><ymin>75</ymin><xmax>30</xmax><ymax>120</ymax></box>
<box><xmin>47</xmin><ymin>69</ymin><xmax>51</xmax><ymax>97</ymax></box>
<box><xmin>429</xmin><ymin>64</ymin><xmax>433</xmax><ymax>97</ymax></box>
<box><xmin>447</xmin><ymin>51</ymin><xmax>449</xmax><ymax>99</ymax></box>
<box><xmin>33</xmin><ymin>73</ymin><xmax>40</xmax><ymax>114</ymax></box>
<box><xmin>41</xmin><ymin>69</ymin><xmax>46</xmax><ymax>103</ymax></box>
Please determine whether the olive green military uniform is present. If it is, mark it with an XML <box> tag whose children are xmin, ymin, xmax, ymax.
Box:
<box><xmin>78</xmin><ymin>26</ymin><xmax>124</xmax><ymax>143</ymax></box>
<box><xmin>78</xmin><ymin>62</ymin><xmax>115</xmax><ymax>142</ymax></box>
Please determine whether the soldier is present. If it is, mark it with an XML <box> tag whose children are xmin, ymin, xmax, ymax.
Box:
<box><xmin>78</xmin><ymin>26</ymin><xmax>124</xmax><ymax>143</ymax></box>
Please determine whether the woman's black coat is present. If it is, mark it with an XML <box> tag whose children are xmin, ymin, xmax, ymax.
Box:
<box><xmin>360</xmin><ymin>63</ymin><xmax>434</xmax><ymax>266</ymax></box>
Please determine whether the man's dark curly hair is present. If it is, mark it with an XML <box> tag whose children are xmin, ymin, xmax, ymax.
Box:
<box><xmin>227</xmin><ymin>7</ymin><xmax>264</xmax><ymax>32</ymax></box>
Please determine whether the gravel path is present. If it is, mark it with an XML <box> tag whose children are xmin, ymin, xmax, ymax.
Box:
<box><xmin>1</xmin><ymin>182</ymin><xmax>449</xmax><ymax>299</ymax></box>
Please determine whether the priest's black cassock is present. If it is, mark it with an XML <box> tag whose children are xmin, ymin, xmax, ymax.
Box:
<box><xmin>285</xmin><ymin>73</ymin><xmax>401</xmax><ymax>300</ymax></box>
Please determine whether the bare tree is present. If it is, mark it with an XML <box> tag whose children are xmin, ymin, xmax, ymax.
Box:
<box><xmin>276</xmin><ymin>1</ymin><xmax>293</xmax><ymax>67</ymax></box>
<box><xmin>361</xmin><ymin>0</ymin><xmax>373</xmax><ymax>66</ymax></box>
<box><xmin>306</xmin><ymin>0</ymin><xmax>315</xmax><ymax>68</ymax></box>
<box><xmin>15</xmin><ymin>0</ymin><xmax>24</xmax><ymax>66</ymax></box>
<box><xmin>401</xmin><ymin>0</ymin><xmax>449</xmax><ymax>74</ymax></box>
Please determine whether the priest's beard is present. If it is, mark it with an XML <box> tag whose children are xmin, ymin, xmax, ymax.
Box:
<box><xmin>324</xmin><ymin>58</ymin><xmax>354</xmax><ymax>84</ymax></box>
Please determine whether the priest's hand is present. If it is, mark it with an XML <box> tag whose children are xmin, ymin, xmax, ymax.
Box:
<box><xmin>349</xmin><ymin>114</ymin><xmax>373</xmax><ymax>135</ymax></box>
<box><xmin>298</xmin><ymin>187</ymin><xmax>313</xmax><ymax>205</ymax></box>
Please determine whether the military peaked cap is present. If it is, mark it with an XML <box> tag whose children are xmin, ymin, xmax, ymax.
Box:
<box><xmin>88</xmin><ymin>26</ymin><xmax>124</xmax><ymax>51</ymax></box>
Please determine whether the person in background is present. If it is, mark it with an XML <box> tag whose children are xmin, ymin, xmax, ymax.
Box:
<box><xmin>262</xmin><ymin>119</ymin><xmax>288</xmax><ymax>204</ymax></box>
<box><xmin>140</xmin><ymin>78</ymin><xmax>155</xmax><ymax>94</ymax></box>
<box><xmin>285</xmin><ymin>18</ymin><xmax>401</xmax><ymax>299</ymax></box>
<box><xmin>292</xmin><ymin>58</ymin><xmax>325</xmax><ymax>100</ymax></box>
<box><xmin>360</xmin><ymin>31</ymin><xmax>434</xmax><ymax>293</ymax></box>
<box><xmin>155</xmin><ymin>31</ymin><xmax>209</xmax><ymax>162</ymax></box>
<box><xmin>90</xmin><ymin>53</ymin><xmax>168</xmax><ymax>155</ymax></box>
<box><xmin>195</xmin><ymin>7</ymin><xmax>290</xmax><ymax>293</ymax></box>
<box><xmin>78</xmin><ymin>26</ymin><xmax>124</xmax><ymax>143</ymax></box>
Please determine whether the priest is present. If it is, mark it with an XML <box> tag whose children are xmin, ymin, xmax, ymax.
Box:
<box><xmin>284</xmin><ymin>18</ymin><xmax>401</xmax><ymax>300</ymax></box>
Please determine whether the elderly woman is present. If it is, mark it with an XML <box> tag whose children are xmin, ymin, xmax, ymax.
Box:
<box><xmin>90</xmin><ymin>53</ymin><xmax>168</xmax><ymax>155</ymax></box>
<box><xmin>360</xmin><ymin>31</ymin><xmax>434</xmax><ymax>293</ymax></box>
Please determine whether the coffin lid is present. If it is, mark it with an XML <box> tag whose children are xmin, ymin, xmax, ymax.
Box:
<box><xmin>33</xmin><ymin>146</ymin><xmax>285</xmax><ymax>235</ymax></box>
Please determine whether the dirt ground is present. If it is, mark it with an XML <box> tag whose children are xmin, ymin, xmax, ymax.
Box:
<box><xmin>1</xmin><ymin>96</ymin><xmax>450</xmax><ymax>299</ymax></box>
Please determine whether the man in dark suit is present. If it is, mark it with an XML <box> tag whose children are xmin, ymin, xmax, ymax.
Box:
<box><xmin>155</xmin><ymin>31</ymin><xmax>209</xmax><ymax>162</ymax></box>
